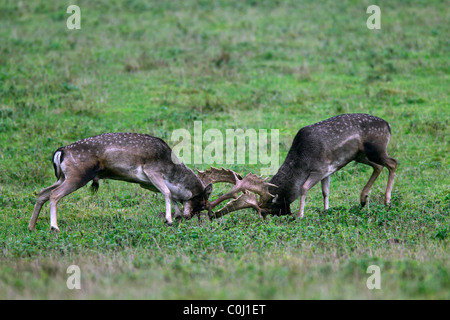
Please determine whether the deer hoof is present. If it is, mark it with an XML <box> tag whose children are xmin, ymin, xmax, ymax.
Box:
<box><xmin>360</xmin><ymin>195</ymin><xmax>368</xmax><ymax>207</ymax></box>
<box><xmin>183</xmin><ymin>213</ymin><xmax>192</xmax><ymax>220</ymax></box>
<box><xmin>50</xmin><ymin>226</ymin><xmax>60</xmax><ymax>233</ymax></box>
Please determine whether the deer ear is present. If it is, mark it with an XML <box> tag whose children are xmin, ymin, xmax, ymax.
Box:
<box><xmin>204</xmin><ymin>183</ymin><xmax>213</xmax><ymax>198</ymax></box>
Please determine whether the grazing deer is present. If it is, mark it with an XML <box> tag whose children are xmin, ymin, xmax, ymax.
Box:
<box><xmin>203</xmin><ymin>114</ymin><xmax>397</xmax><ymax>219</ymax></box>
<box><xmin>28</xmin><ymin>133</ymin><xmax>212</xmax><ymax>231</ymax></box>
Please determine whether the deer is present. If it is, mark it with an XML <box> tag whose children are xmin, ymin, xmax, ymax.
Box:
<box><xmin>201</xmin><ymin>114</ymin><xmax>397</xmax><ymax>219</ymax></box>
<box><xmin>28</xmin><ymin>133</ymin><xmax>213</xmax><ymax>231</ymax></box>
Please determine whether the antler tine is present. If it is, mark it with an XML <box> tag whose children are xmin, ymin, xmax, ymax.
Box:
<box><xmin>197</xmin><ymin>167</ymin><xmax>242</xmax><ymax>185</ymax></box>
<box><xmin>197</xmin><ymin>167</ymin><xmax>278</xmax><ymax>219</ymax></box>
<box><xmin>208</xmin><ymin>172</ymin><xmax>277</xmax><ymax>210</ymax></box>
<box><xmin>238</xmin><ymin>173</ymin><xmax>277</xmax><ymax>198</ymax></box>
<box><xmin>210</xmin><ymin>192</ymin><xmax>263</xmax><ymax>219</ymax></box>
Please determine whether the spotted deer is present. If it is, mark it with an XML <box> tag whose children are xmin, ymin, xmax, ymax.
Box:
<box><xmin>28</xmin><ymin>133</ymin><xmax>213</xmax><ymax>231</ymax></box>
<box><xmin>203</xmin><ymin>114</ymin><xmax>397</xmax><ymax>219</ymax></box>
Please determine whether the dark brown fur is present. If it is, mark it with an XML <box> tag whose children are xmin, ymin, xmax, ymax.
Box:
<box><xmin>261</xmin><ymin>114</ymin><xmax>397</xmax><ymax>217</ymax></box>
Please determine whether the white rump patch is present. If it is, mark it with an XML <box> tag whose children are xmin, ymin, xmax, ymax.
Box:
<box><xmin>53</xmin><ymin>151</ymin><xmax>63</xmax><ymax>177</ymax></box>
<box><xmin>53</xmin><ymin>151</ymin><xmax>62</xmax><ymax>166</ymax></box>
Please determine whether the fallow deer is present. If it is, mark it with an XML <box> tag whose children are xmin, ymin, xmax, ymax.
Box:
<box><xmin>28</xmin><ymin>133</ymin><xmax>213</xmax><ymax>231</ymax></box>
<box><xmin>203</xmin><ymin>114</ymin><xmax>397</xmax><ymax>219</ymax></box>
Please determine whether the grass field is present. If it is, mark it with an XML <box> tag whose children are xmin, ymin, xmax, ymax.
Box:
<box><xmin>0</xmin><ymin>0</ymin><xmax>449</xmax><ymax>299</ymax></box>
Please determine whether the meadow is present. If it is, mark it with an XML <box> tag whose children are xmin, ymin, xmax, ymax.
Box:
<box><xmin>0</xmin><ymin>0</ymin><xmax>448</xmax><ymax>299</ymax></box>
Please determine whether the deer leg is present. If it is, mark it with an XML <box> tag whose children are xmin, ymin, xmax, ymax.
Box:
<box><xmin>298</xmin><ymin>172</ymin><xmax>325</xmax><ymax>218</ymax></box>
<box><xmin>321</xmin><ymin>176</ymin><xmax>330</xmax><ymax>211</ymax></box>
<box><xmin>172</xmin><ymin>200</ymin><xmax>183</xmax><ymax>219</ymax></box>
<box><xmin>142</xmin><ymin>169</ymin><xmax>173</xmax><ymax>225</ymax></box>
<box><xmin>363</xmin><ymin>143</ymin><xmax>398</xmax><ymax>207</ymax></box>
<box><xmin>358</xmin><ymin>159</ymin><xmax>383</xmax><ymax>207</ymax></box>
<box><xmin>362</xmin><ymin>149</ymin><xmax>398</xmax><ymax>206</ymax></box>
<box><xmin>48</xmin><ymin>177</ymin><xmax>90</xmax><ymax>231</ymax></box>
<box><xmin>28</xmin><ymin>179</ymin><xmax>64</xmax><ymax>231</ymax></box>
<box><xmin>383</xmin><ymin>157</ymin><xmax>397</xmax><ymax>206</ymax></box>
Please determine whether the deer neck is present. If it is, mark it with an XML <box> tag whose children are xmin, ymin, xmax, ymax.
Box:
<box><xmin>164</xmin><ymin>163</ymin><xmax>205</xmax><ymax>198</ymax></box>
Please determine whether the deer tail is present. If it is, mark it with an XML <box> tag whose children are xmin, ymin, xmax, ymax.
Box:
<box><xmin>52</xmin><ymin>148</ymin><xmax>64</xmax><ymax>180</ymax></box>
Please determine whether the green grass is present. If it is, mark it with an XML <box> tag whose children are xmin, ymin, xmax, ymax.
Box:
<box><xmin>0</xmin><ymin>0</ymin><xmax>449</xmax><ymax>299</ymax></box>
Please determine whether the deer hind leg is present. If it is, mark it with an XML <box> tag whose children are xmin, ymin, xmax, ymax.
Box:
<box><xmin>298</xmin><ymin>172</ymin><xmax>326</xmax><ymax>219</ymax></box>
<box><xmin>48</xmin><ymin>176</ymin><xmax>91</xmax><ymax>232</ymax></box>
<box><xmin>356</xmin><ymin>156</ymin><xmax>384</xmax><ymax>207</ymax></box>
<box><xmin>28</xmin><ymin>179</ymin><xmax>64</xmax><ymax>231</ymax></box>
<box><xmin>362</xmin><ymin>143</ymin><xmax>398</xmax><ymax>206</ymax></box>
<box><xmin>383</xmin><ymin>156</ymin><xmax>397</xmax><ymax>205</ymax></box>
<box><xmin>321</xmin><ymin>176</ymin><xmax>330</xmax><ymax>211</ymax></box>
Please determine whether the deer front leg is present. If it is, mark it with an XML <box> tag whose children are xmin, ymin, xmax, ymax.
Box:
<box><xmin>143</xmin><ymin>169</ymin><xmax>174</xmax><ymax>226</ymax></box>
<box><xmin>172</xmin><ymin>200</ymin><xmax>184</xmax><ymax>219</ymax></box>
<box><xmin>298</xmin><ymin>172</ymin><xmax>325</xmax><ymax>218</ymax></box>
<box><xmin>163</xmin><ymin>194</ymin><xmax>173</xmax><ymax>225</ymax></box>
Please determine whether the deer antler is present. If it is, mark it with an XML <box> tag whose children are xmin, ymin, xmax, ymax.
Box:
<box><xmin>197</xmin><ymin>167</ymin><xmax>242</xmax><ymax>185</ymax></box>
<box><xmin>210</xmin><ymin>192</ymin><xmax>262</xmax><ymax>218</ymax></box>
<box><xmin>197</xmin><ymin>167</ymin><xmax>277</xmax><ymax>218</ymax></box>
